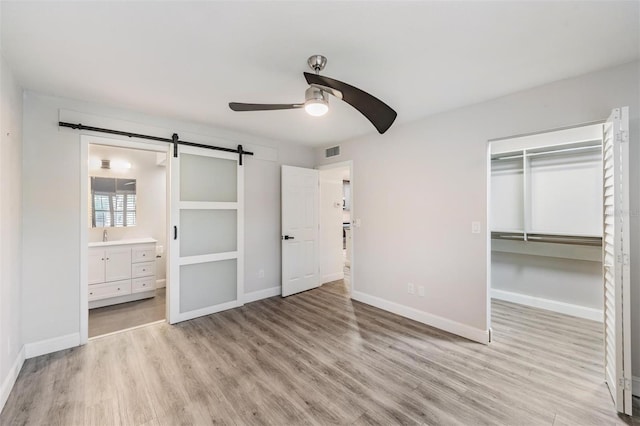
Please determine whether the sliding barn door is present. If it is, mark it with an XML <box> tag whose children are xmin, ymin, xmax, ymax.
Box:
<box><xmin>169</xmin><ymin>146</ymin><xmax>243</xmax><ymax>323</ymax></box>
<box><xmin>602</xmin><ymin>106</ymin><xmax>631</xmax><ymax>415</ymax></box>
<box><xmin>281</xmin><ymin>165</ymin><xmax>319</xmax><ymax>297</ymax></box>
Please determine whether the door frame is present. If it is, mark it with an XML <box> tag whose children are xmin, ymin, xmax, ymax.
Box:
<box><xmin>317</xmin><ymin>160</ymin><xmax>355</xmax><ymax>296</ymax></box>
<box><xmin>79</xmin><ymin>134</ymin><xmax>171</xmax><ymax>344</ymax></box>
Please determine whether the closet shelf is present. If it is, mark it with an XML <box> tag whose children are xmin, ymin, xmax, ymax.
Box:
<box><xmin>491</xmin><ymin>231</ymin><xmax>601</xmax><ymax>247</ymax></box>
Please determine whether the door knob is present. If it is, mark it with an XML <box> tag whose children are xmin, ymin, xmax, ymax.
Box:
<box><xmin>282</xmin><ymin>235</ymin><xmax>295</xmax><ymax>240</ymax></box>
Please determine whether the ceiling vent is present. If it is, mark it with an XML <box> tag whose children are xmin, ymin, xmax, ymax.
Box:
<box><xmin>325</xmin><ymin>145</ymin><xmax>340</xmax><ymax>158</ymax></box>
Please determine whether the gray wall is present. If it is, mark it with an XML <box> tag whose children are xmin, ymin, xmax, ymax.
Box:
<box><xmin>21</xmin><ymin>91</ymin><xmax>315</xmax><ymax>345</ymax></box>
<box><xmin>0</xmin><ymin>53</ymin><xmax>23</xmax><ymax>405</ymax></box>
<box><xmin>315</xmin><ymin>61</ymin><xmax>639</xmax><ymax>373</ymax></box>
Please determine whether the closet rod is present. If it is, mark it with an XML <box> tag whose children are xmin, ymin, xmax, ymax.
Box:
<box><xmin>491</xmin><ymin>232</ymin><xmax>602</xmax><ymax>247</ymax></box>
<box><xmin>59</xmin><ymin>121</ymin><xmax>254</xmax><ymax>165</ymax></box>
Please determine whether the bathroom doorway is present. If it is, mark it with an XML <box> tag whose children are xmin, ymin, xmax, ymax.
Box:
<box><xmin>82</xmin><ymin>136</ymin><xmax>169</xmax><ymax>339</ymax></box>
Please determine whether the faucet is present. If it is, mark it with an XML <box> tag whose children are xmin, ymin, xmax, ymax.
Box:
<box><xmin>103</xmin><ymin>229</ymin><xmax>108</xmax><ymax>242</ymax></box>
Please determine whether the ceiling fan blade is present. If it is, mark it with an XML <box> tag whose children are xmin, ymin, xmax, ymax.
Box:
<box><xmin>304</xmin><ymin>72</ymin><xmax>397</xmax><ymax>134</ymax></box>
<box><xmin>229</xmin><ymin>102</ymin><xmax>303</xmax><ymax>111</ymax></box>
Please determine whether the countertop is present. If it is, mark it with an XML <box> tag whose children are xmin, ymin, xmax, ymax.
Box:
<box><xmin>89</xmin><ymin>237</ymin><xmax>157</xmax><ymax>248</ymax></box>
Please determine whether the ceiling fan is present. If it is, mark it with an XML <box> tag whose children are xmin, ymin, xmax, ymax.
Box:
<box><xmin>228</xmin><ymin>55</ymin><xmax>397</xmax><ymax>134</ymax></box>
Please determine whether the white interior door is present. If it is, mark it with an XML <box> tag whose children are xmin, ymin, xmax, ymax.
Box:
<box><xmin>602</xmin><ymin>106</ymin><xmax>631</xmax><ymax>415</ymax></box>
<box><xmin>169</xmin><ymin>146</ymin><xmax>244</xmax><ymax>323</ymax></box>
<box><xmin>281</xmin><ymin>165</ymin><xmax>319</xmax><ymax>297</ymax></box>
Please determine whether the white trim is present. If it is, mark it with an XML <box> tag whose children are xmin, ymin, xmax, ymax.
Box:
<box><xmin>179</xmin><ymin>201</ymin><xmax>238</xmax><ymax>210</ymax></box>
<box><xmin>491</xmin><ymin>289</ymin><xmax>603</xmax><ymax>322</ymax></box>
<box><xmin>80</xmin><ymin>138</ymin><xmax>89</xmax><ymax>344</ymax></box>
<box><xmin>156</xmin><ymin>278</ymin><xmax>166</xmax><ymax>288</ymax></box>
<box><xmin>89</xmin><ymin>319</ymin><xmax>165</xmax><ymax>340</ymax></box>
<box><xmin>352</xmin><ymin>291</ymin><xmax>490</xmax><ymax>344</ymax></box>
<box><xmin>24</xmin><ymin>333</ymin><xmax>81</xmax><ymax>359</ymax></box>
<box><xmin>317</xmin><ymin>160</ymin><xmax>354</xmax><ymax>296</ymax></box>
<box><xmin>0</xmin><ymin>346</ymin><xmax>25</xmax><ymax>413</ymax></box>
<box><xmin>244</xmin><ymin>286</ymin><xmax>281</xmax><ymax>304</ymax></box>
<box><xmin>321</xmin><ymin>272</ymin><xmax>344</xmax><ymax>284</ymax></box>
<box><xmin>633</xmin><ymin>376</ymin><xmax>640</xmax><ymax>397</ymax></box>
<box><xmin>179</xmin><ymin>251</ymin><xmax>238</xmax><ymax>266</ymax></box>
<box><xmin>172</xmin><ymin>300</ymin><xmax>242</xmax><ymax>323</ymax></box>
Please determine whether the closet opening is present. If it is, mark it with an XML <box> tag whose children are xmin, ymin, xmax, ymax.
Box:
<box><xmin>83</xmin><ymin>138</ymin><xmax>169</xmax><ymax>339</ymax></box>
<box><xmin>319</xmin><ymin>162</ymin><xmax>353</xmax><ymax>297</ymax></box>
<box><xmin>488</xmin><ymin>123</ymin><xmax>606</xmax><ymax>395</ymax></box>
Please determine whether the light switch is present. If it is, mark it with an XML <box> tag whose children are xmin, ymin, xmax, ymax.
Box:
<box><xmin>471</xmin><ymin>221</ymin><xmax>481</xmax><ymax>234</ymax></box>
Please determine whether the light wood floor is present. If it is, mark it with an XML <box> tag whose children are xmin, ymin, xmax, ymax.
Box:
<box><xmin>89</xmin><ymin>288</ymin><xmax>166</xmax><ymax>338</ymax></box>
<box><xmin>1</xmin><ymin>280</ymin><xmax>636</xmax><ymax>425</ymax></box>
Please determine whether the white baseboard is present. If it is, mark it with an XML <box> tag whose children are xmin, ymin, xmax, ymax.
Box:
<box><xmin>244</xmin><ymin>286</ymin><xmax>281</xmax><ymax>304</ymax></box>
<box><xmin>156</xmin><ymin>279</ymin><xmax>166</xmax><ymax>289</ymax></box>
<box><xmin>352</xmin><ymin>291</ymin><xmax>489</xmax><ymax>344</ymax></box>
<box><xmin>1</xmin><ymin>345</ymin><xmax>25</xmax><ymax>413</ymax></box>
<box><xmin>321</xmin><ymin>272</ymin><xmax>344</xmax><ymax>284</ymax></box>
<box><xmin>25</xmin><ymin>333</ymin><xmax>80</xmax><ymax>359</ymax></box>
<box><xmin>491</xmin><ymin>289</ymin><xmax>603</xmax><ymax>322</ymax></box>
<box><xmin>633</xmin><ymin>376</ymin><xmax>640</xmax><ymax>397</ymax></box>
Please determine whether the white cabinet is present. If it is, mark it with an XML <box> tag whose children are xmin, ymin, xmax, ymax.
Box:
<box><xmin>88</xmin><ymin>240</ymin><xmax>157</xmax><ymax>308</ymax></box>
<box><xmin>88</xmin><ymin>246</ymin><xmax>131</xmax><ymax>284</ymax></box>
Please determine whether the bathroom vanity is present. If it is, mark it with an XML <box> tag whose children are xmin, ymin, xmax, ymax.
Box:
<box><xmin>88</xmin><ymin>238</ymin><xmax>157</xmax><ymax>308</ymax></box>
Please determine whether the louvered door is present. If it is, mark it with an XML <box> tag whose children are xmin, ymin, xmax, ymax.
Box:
<box><xmin>602</xmin><ymin>106</ymin><xmax>631</xmax><ymax>415</ymax></box>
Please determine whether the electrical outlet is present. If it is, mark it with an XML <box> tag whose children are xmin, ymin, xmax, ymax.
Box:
<box><xmin>258</xmin><ymin>269</ymin><xmax>265</xmax><ymax>278</ymax></box>
<box><xmin>471</xmin><ymin>221</ymin><xmax>481</xmax><ymax>234</ymax></box>
<box><xmin>407</xmin><ymin>283</ymin><xmax>415</xmax><ymax>294</ymax></box>
<box><xmin>418</xmin><ymin>286</ymin><xmax>425</xmax><ymax>297</ymax></box>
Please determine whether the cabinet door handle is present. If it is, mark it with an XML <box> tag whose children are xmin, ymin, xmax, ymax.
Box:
<box><xmin>142</xmin><ymin>253</ymin><xmax>146</xmax><ymax>257</ymax></box>
<box><xmin>101</xmin><ymin>258</ymin><xmax>104</xmax><ymax>261</ymax></box>
<box><xmin>106</xmin><ymin>258</ymin><xmax>110</xmax><ymax>261</ymax></box>
<box><xmin>89</xmin><ymin>292</ymin><xmax>93</xmax><ymax>295</ymax></box>
<box><xmin>117</xmin><ymin>287</ymin><xmax>120</xmax><ymax>291</ymax></box>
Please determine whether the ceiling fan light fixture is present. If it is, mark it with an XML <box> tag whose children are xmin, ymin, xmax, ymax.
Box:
<box><xmin>304</xmin><ymin>86</ymin><xmax>329</xmax><ymax>117</ymax></box>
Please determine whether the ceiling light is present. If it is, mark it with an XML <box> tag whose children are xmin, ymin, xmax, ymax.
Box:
<box><xmin>304</xmin><ymin>87</ymin><xmax>329</xmax><ymax>117</ymax></box>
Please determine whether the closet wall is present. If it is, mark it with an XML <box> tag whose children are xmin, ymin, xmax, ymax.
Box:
<box><xmin>490</xmin><ymin>124</ymin><xmax>604</xmax><ymax>320</ymax></box>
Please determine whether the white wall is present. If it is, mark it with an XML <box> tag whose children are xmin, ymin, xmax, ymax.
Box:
<box><xmin>492</xmin><ymin>252</ymin><xmax>602</xmax><ymax>314</ymax></box>
<box><xmin>21</xmin><ymin>91</ymin><xmax>315</xmax><ymax>347</ymax></box>
<box><xmin>319</xmin><ymin>167</ymin><xmax>348</xmax><ymax>283</ymax></box>
<box><xmin>87</xmin><ymin>144</ymin><xmax>167</xmax><ymax>281</ymax></box>
<box><xmin>0</xmin><ymin>54</ymin><xmax>23</xmax><ymax>410</ymax></box>
<box><xmin>315</xmin><ymin>61</ymin><xmax>640</xmax><ymax>350</ymax></box>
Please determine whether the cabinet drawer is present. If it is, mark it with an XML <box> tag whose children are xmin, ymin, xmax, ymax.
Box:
<box><xmin>132</xmin><ymin>245</ymin><xmax>155</xmax><ymax>263</ymax></box>
<box><xmin>88</xmin><ymin>280</ymin><xmax>131</xmax><ymax>301</ymax></box>
<box><xmin>132</xmin><ymin>276</ymin><xmax>155</xmax><ymax>293</ymax></box>
<box><xmin>132</xmin><ymin>261</ymin><xmax>155</xmax><ymax>278</ymax></box>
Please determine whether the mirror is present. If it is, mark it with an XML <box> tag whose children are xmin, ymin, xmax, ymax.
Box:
<box><xmin>90</xmin><ymin>177</ymin><xmax>137</xmax><ymax>228</ymax></box>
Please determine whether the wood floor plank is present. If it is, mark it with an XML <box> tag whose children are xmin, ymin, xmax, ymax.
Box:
<box><xmin>1</xmin><ymin>280</ymin><xmax>636</xmax><ymax>425</ymax></box>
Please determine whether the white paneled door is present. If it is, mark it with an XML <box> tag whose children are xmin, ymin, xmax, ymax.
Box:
<box><xmin>602</xmin><ymin>107</ymin><xmax>631</xmax><ymax>415</ymax></box>
<box><xmin>281</xmin><ymin>166</ymin><xmax>319</xmax><ymax>297</ymax></box>
<box><xmin>169</xmin><ymin>146</ymin><xmax>244</xmax><ymax>323</ymax></box>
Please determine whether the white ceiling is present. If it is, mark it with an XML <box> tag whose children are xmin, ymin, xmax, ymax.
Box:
<box><xmin>2</xmin><ymin>1</ymin><xmax>638</xmax><ymax>147</ymax></box>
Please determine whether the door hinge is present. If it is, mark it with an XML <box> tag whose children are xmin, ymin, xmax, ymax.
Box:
<box><xmin>616</xmin><ymin>131</ymin><xmax>628</xmax><ymax>143</ymax></box>
<box><xmin>625</xmin><ymin>378</ymin><xmax>632</xmax><ymax>391</ymax></box>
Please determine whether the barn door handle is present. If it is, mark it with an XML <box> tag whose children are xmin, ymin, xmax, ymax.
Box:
<box><xmin>174</xmin><ymin>226</ymin><xmax>178</xmax><ymax>240</ymax></box>
<box><xmin>282</xmin><ymin>235</ymin><xmax>294</xmax><ymax>240</ymax></box>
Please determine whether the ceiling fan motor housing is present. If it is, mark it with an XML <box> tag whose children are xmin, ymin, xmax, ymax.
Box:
<box><xmin>307</xmin><ymin>55</ymin><xmax>327</xmax><ymax>73</ymax></box>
